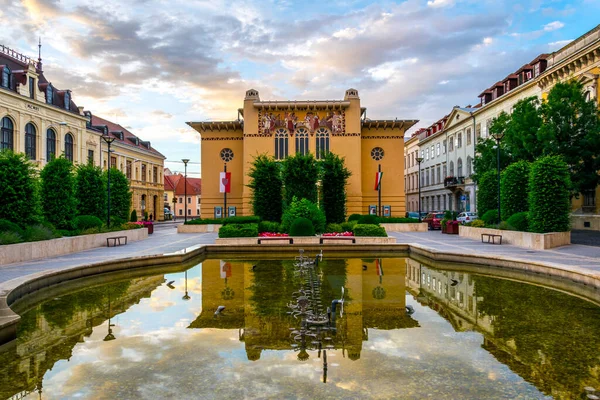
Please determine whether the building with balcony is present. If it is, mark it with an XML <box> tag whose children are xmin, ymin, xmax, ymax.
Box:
<box><xmin>188</xmin><ymin>89</ymin><xmax>417</xmax><ymax>218</ymax></box>
<box><xmin>404</xmin><ymin>133</ymin><xmax>421</xmax><ymax>213</ymax></box>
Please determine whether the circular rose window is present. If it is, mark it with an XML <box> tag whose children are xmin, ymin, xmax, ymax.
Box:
<box><xmin>220</xmin><ymin>148</ymin><xmax>234</xmax><ymax>162</ymax></box>
<box><xmin>371</xmin><ymin>147</ymin><xmax>384</xmax><ymax>161</ymax></box>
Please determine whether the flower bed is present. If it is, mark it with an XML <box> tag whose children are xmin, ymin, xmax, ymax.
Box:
<box><xmin>321</xmin><ymin>232</ymin><xmax>354</xmax><ymax>237</ymax></box>
<box><xmin>258</xmin><ymin>232</ymin><xmax>289</xmax><ymax>237</ymax></box>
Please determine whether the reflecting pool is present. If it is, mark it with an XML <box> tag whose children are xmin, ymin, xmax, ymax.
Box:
<box><xmin>2</xmin><ymin>255</ymin><xmax>600</xmax><ymax>399</ymax></box>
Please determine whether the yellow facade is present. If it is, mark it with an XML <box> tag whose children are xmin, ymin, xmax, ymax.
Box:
<box><xmin>189</xmin><ymin>89</ymin><xmax>417</xmax><ymax>219</ymax></box>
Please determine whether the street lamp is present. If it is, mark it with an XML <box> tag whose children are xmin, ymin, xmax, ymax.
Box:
<box><xmin>172</xmin><ymin>197</ymin><xmax>177</xmax><ymax>221</ymax></box>
<box><xmin>491</xmin><ymin>131</ymin><xmax>505</xmax><ymax>224</ymax></box>
<box><xmin>101</xmin><ymin>134</ymin><xmax>116</xmax><ymax>227</ymax></box>
<box><xmin>182</xmin><ymin>269</ymin><xmax>191</xmax><ymax>300</ymax></box>
<box><xmin>182</xmin><ymin>159</ymin><xmax>190</xmax><ymax>223</ymax></box>
<box><xmin>416</xmin><ymin>157</ymin><xmax>424</xmax><ymax>222</ymax></box>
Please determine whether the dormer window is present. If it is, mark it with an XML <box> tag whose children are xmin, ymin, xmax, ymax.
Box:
<box><xmin>533</xmin><ymin>63</ymin><xmax>540</xmax><ymax>77</ymax></box>
<box><xmin>46</xmin><ymin>85</ymin><xmax>53</xmax><ymax>104</ymax></box>
<box><xmin>2</xmin><ymin>66</ymin><xmax>10</xmax><ymax>88</ymax></box>
<box><xmin>64</xmin><ymin>91</ymin><xmax>70</xmax><ymax>110</ymax></box>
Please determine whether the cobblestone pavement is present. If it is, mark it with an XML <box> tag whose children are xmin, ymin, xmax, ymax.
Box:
<box><xmin>1</xmin><ymin>228</ymin><xmax>599</xmax><ymax>285</ymax></box>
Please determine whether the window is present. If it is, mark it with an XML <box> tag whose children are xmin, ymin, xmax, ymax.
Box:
<box><xmin>476</xmin><ymin>123</ymin><xmax>481</xmax><ymax>140</ymax></box>
<box><xmin>426</xmin><ymin>169</ymin><xmax>429</xmax><ymax>186</ymax></box>
<box><xmin>467</xmin><ymin>156</ymin><xmax>472</xmax><ymax>176</ymax></box>
<box><xmin>421</xmin><ymin>150</ymin><xmax>424</xmax><ymax>159</ymax></box>
<box><xmin>25</xmin><ymin>123</ymin><xmax>36</xmax><ymax>160</ymax></box>
<box><xmin>46</xmin><ymin>128</ymin><xmax>56</xmax><ymax>161</ymax></box>
<box><xmin>188</xmin><ymin>197</ymin><xmax>191</xmax><ymax>204</ymax></box>
<box><xmin>274</xmin><ymin>129</ymin><xmax>289</xmax><ymax>160</ymax></box>
<box><xmin>46</xmin><ymin>85</ymin><xmax>53</xmax><ymax>104</ymax></box>
<box><xmin>88</xmin><ymin>150</ymin><xmax>94</xmax><ymax>164</ymax></box>
<box><xmin>295</xmin><ymin>128</ymin><xmax>309</xmax><ymax>156</ymax></box>
<box><xmin>2</xmin><ymin>66</ymin><xmax>10</xmax><ymax>88</ymax></box>
<box><xmin>153</xmin><ymin>166</ymin><xmax>158</xmax><ymax>183</ymax></box>
<box><xmin>425</xmin><ymin>148</ymin><xmax>429</xmax><ymax>160</ymax></box>
<box><xmin>443</xmin><ymin>164</ymin><xmax>447</xmax><ymax>178</ymax></box>
<box><xmin>64</xmin><ymin>133</ymin><xmax>74</xmax><ymax>162</ymax></box>
<box><xmin>442</xmin><ymin>140</ymin><xmax>447</xmax><ymax>154</ymax></box>
<box><xmin>457</xmin><ymin>132</ymin><xmax>462</xmax><ymax>148</ymax></box>
<box><xmin>29</xmin><ymin>77</ymin><xmax>35</xmax><ymax>99</ymax></box>
<box><xmin>1</xmin><ymin>117</ymin><xmax>14</xmax><ymax>151</ymax></box>
<box><xmin>449</xmin><ymin>161</ymin><xmax>454</xmax><ymax>176</ymax></box>
<box><xmin>583</xmin><ymin>190</ymin><xmax>596</xmax><ymax>208</ymax></box>
<box><xmin>315</xmin><ymin>128</ymin><xmax>330</xmax><ymax>159</ymax></box>
<box><xmin>141</xmin><ymin>164</ymin><xmax>147</xmax><ymax>182</ymax></box>
<box><xmin>111</xmin><ymin>156</ymin><xmax>116</xmax><ymax>169</ymax></box>
<box><xmin>179</xmin><ymin>209</ymin><xmax>183</xmax><ymax>215</ymax></box>
<box><xmin>421</xmin><ymin>172</ymin><xmax>424</xmax><ymax>187</ymax></box>
<box><xmin>179</xmin><ymin>197</ymin><xmax>182</xmax><ymax>204</ymax></box>
<box><xmin>436</xmin><ymin>143</ymin><xmax>440</xmax><ymax>156</ymax></box>
<box><xmin>126</xmin><ymin>160</ymin><xmax>132</xmax><ymax>179</ymax></box>
<box><xmin>431</xmin><ymin>145</ymin><xmax>434</xmax><ymax>159</ymax></box>
<box><xmin>534</xmin><ymin>63</ymin><xmax>540</xmax><ymax>77</ymax></box>
<box><xmin>466</xmin><ymin>128</ymin><xmax>472</xmax><ymax>146</ymax></box>
<box><xmin>64</xmin><ymin>91</ymin><xmax>70</xmax><ymax>111</ymax></box>
<box><xmin>437</xmin><ymin>165</ymin><xmax>441</xmax><ymax>183</ymax></box>
<box><xmin>457</xmin><ymin>158</ymin><xmax>463</xmax><ymax>177</ymax></box>
<box><xmin>449</xmin><ymin>137</ymin><xmax>454</xmax><ymax>151</ymax></box>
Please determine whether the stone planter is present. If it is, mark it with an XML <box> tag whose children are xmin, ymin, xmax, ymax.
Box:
<box><xmin>178</xmin><ymin>224</ymin><xmax>222</xmax><ymax>233</ymax></box>
<box><xmin>459</xmin><ymin>225</ymin><xmax>570</xmax><ymax>250</ymax></box>
<box><xmin>215</xmin><ymin>236</ymin><xmax>397</xmax><ymax>245</ymax></box>
<box><xmin>0</xmin><ymin>228</ymin><xmax>148</xmax><ymax>265</ymax></box>
<box><xmin>380</xmin><ymin>223</ymin><xmax>428</xmax><ymax>232</ymax></box>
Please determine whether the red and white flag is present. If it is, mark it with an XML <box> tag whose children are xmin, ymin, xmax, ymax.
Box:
<box><xmin>220</xmin><ymin>260</ymin><xmax>232</xmax><ymax>279</ymax></box>
<box><xmin>220</xmin><ymin>172</ymin><xmax>231</xmax><ymax>193</ymax></box>
<box><xmin>374</xmin><ymin>171</ymin><xmax>383</xmax><ymax>191</ymax></box>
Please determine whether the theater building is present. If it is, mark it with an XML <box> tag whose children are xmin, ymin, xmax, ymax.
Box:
<box><xmin>188</xmin><ymin>89</ymin><xmax>417</xmax><ymax>219</ymax></box>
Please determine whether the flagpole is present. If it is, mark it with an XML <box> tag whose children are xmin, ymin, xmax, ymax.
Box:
<box><xmin>224</xmin><ymin>163</ymin><xmax>227</xmax><ymax>218</ymax></box>
<box><xmin>378</xmin><ymin>164</ymin><xmax>382</xmax><ymax>217</ymax></box>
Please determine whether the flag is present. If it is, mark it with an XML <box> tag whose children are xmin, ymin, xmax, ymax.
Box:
<box><xmin>220</xmin><ymin>260</ymin><xmax>232</xmax><ymax>279</ymax></box>
<box><xmin>220</xmin><ymin>171</ymin><xmax>231</xmax><ymax>193</ymax></box>
<box><xmin>375</xmin><ymin>259</ymin><xmax>384</xmax><ymax>277</ymax></box>
<box><xmin>374</xmin><ymin>171</ymin><xmax>383</xmax><ymax>191</ymax></box>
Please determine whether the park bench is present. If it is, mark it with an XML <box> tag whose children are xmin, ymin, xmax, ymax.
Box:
<box><xmin>257</xmin><ymin>237</ymin><xmax>294</xmax><ymax>244</ymax></box>
<box><xmin>107</xmin><ymin>236</ymin><xmax>128</xmax><ymax>247</ymax></box>
<box><xmin>319</xmin><ymin>236</ymin><xmax>356</xmax><ymax>244</ymax></box>
<box><xmin>481</xmin><ymin>233</ymin><xmax>502</xmax><ymax>245</ymax></box>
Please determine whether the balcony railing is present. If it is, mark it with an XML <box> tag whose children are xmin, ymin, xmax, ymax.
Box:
<box><xmin>444</xmin><ymin>176</ymin><xmax>465</xmax><ymax>187</ymax></box>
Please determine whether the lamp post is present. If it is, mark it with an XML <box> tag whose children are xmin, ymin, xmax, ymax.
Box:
<box><xmin>172</xmin><ymin>197</ymin><xmax>177</xmax><ymax>221</ymax></box>
<box><xmin>416</xmin><ymin>157</ymin><xmax>424</xmax><ymax>222</ymax></box>
<box><xmin>101</xmin><ymin>134</ymin><xmax>116</xmax><ymax>227</ymax></box>
<box><xmin>182</xmin><ymin>269</ymin><xmax>191</xmax><ymax>300</ymax></box>
<box><xmin>182</xmin><ymin>159</ymin><xmax>190</xmax><ymax>223</ymax></box>
<box><xmin>491</xmin><ymin>132</ymin><xmax>504</xmax><ymax>224</ymax></box>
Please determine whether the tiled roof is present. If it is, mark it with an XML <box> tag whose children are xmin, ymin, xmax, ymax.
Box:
<box><xmin>165</xmin><ymin>173</ymin><xmax>201</xmax><ymax>196</ymax></box>
<box><xmin>91</xmin><ymin>114</ymin><xmax>165</xmax><ymax>158</ymax></box>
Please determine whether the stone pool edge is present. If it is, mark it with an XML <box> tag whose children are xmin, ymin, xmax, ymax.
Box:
<box><xmin>1</xmin><ymin>242</ymin><xmax>599</xmax><ymax>345</ymax></box>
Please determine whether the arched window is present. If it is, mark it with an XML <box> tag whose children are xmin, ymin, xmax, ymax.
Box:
<box><xmin>46</xmin><ymin>85</ymin><xmax>53</xmax><ymax>104</ymax></box>
<box><xmin>25</xmin><ymin>123</ymin><xmax>36</xmax><ymax>160</ymax></box>
<box><xmin>295</xmin><ymin>127</ymin><xmax>309</xmax><ymax>156</ymax></box>
<box><xmin>449</xmin><ymin>161</ymin><xmax>454</xmax><ymax>176</ymax></box>
<box><xmin>64</xmin><ymin>133</ymin><xmax>74</xmax><ymax>162</ymax></box>
<box><xmin>1</xmin><ymin>117</ymin><xmax>13</xmax><ymax>150</ymax></box>
<box><xmin>467</xmin><ymin>156</ymin><xmax>472</xmax><ymax>176</ymax></box>
<box><xmin>274</xmin><ymin>129</ymin><xmax>288</xmax><ymax>160</ymax></box>
<box><xmin>457</xmin><ymin>158</ymin><xmax>463</xmax><ymax>177</ymax></box>
<box><xmin>2</xmin><ymin>66</ymin><xmax>10</xmax><ymax>88</ymax></box>
<box><xmin>46</xmin><ymin>128</ymin><xmax>56</xmax><ymax>161</ymax></box>
<box><xmin>315</xmin><ymin>128</ymin><xmax>330</xmax><ymax>159</ymax></box>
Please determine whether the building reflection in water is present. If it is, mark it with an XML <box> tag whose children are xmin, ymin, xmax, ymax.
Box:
<box><xmin>188</xmin><ymin>256</ymin><xmax>419</xmax><ymax>377</ymax></box>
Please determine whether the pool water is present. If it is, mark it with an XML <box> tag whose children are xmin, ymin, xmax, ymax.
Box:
<box><xmin>1</xmin><ymin>255</ymin><xmax>600</xmax><ymax>399</ymax></box>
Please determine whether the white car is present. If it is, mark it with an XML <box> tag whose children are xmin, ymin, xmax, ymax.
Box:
<box><xmin>457</xmin><ymin>212</ymin><xmax>478</xmax><ymax>223</ymax></box>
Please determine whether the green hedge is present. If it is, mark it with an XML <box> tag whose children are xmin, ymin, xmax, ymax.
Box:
<box><xmin>74</xmin><ymin>215</ymin><xmax>103</xmax><ymax>231</ymax></box>
<box><xmin>281</xmin><ymin>197</ymin><xmax>326</xmax><ymax>233</ymax></box>
<box><xmin>0</xmin><ymin>219</ymin><xmax>25</xmax><ymax>236</ymax></box>
<box><xmin>218</xmin><ymin>223</ymin><xmax>259</xmax><ymax>238</ymax></box>
<box><xmin>290</xmin><ymin>217</ymin><xmax>315</xmax><ymax>236</ymax></box>
<box><xmin>506</xmin><ymin>212</ymin><xmax>529</xmax><ymax>232</ymax></box>
<box><xmin>501</xmin><ymin>161</ymin><xmax>530</xmax><ymax>220</ymax></box>
<box><xmin>477</xmin><ymin>170</ymin><xmax>499</xmax><ymax>219</ymax></box>
<box><xmin>325</xmin><ymin>223</ymin><xmax>344</xmax><ymax>233</ymax></box>
<box><xmin>529</xmin><ymin>156</ymin><xmax>571</xmax><ymax>233</ymax></box>
<box><xmin>378</xmin><ymin>217</ymin><xmax>419</xmax><ymax>223</ymax></box>
<box><xmin>353</xmin><ymin>224</ymin><xmax>387</xmax><ymax>237</ymax></box>
<box><xmin>481</xmin><ymin>209</ymin><xmax>499</xmax><ymax>226</ymax></box>
<box><xmin>185</xmin><ymin>218</ymin><xmax>224</xmax><ymax>225</ymax></box>
<box><xmin>258</xmin><ymin>220</ymin><xmax>280</xmax><ymax>233</ymax></box>
<box><xmin>341</xmin><ymin>220</ymin><xmax>357</xmax><ymax>232</ymax></box>
<box><xmin>222</xmin><ymin>216</ymin><xmax>261</xmax><ymax>225</ymax></box>
<box><xmin>347</xmin><ymin>214</ymin><xmax>362</xmax><ymax>222</ymax></box>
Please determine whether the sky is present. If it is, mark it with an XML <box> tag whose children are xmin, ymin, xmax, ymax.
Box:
<box><xmin>1</xmin><ymin>0</ymin><xmax>599</xmax><ymax>177</ymax></box>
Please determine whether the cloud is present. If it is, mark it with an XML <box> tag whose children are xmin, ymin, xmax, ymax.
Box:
<box><xmin>427</xmin><ymin>0</ymin><xmax>455</xmax><ymax>8</ymax></box>
<box><xmin>543</xmin><ymin>21</ymin><xmax>564</xmax><ymax>31</ymax></box>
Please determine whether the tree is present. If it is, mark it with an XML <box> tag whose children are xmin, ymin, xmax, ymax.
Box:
<box><xmin>104</xmin><ymin>167</ymin><xmax>131</xmax><ymax>225</ymax></box>
<box><xmin>528</xmin><ymin>155</ymin><xmax>571</xmax><ymax>233</ymax></box>
<box><xmin>40</xmin><ymin>156</ymin><xmax>77</xmax><ymax>229</ymax></box>
<box><xmin>472</xmin><ymin>113</ymin><xmax>513</xmax><ymax>182</ymax></box>
<box><xmin>247</xmin><ymin>154</ymin><xmax>283</xmax><ymax>222</ymax></box>
<box><xmin>476</xmin><ymin>170</ymin><xmax>498</xmax><ymax>219</ymax></box>
<box><xmin>500</xmin><ymin>160</ymin><xmax>530</xmax><ymax>220</ymax></box>
<box><xmin>538</xmin><ymin>80</ymin><xmax>600</xmax><ymax>196</ymax></box>
<box><xmin>75</xmin><ymin>162</ymin><xmax>106</xmax><ymax>220</ymax></box>
<box><xmin>281</xmin><ymin>153</ymin><xmax>319</xmax><ymax>205</ymax></box>
<box><xmin>320</xmin><ymin>152</ymin><xmax>351</xmax><ymax>224</ymax></box>
<box><xmin>503</xmin><ymin>97</ymin><xmax>544</xmax><ymax>161</ymax></box>
<box><xmin>0</xmin><ymin>151</ymin><xmax>40</xmax><ymax>226</ymax></box>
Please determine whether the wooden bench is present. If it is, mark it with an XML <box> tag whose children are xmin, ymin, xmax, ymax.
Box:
<box><xmin>257</xmin><ymin>237</ymin><xmax>294</xmax><ymax>244</ymax></box>
<box><xmin>107</xmin><ymin>236</ymin><xmax>128</xmax><ymax>247</ymax></box>
<box><xmin>319</xmin><ymin>236</ymin><xmax>356</xmax><ymax>244</ymax></box>
<box><xmin>481</xmin><ymin>233</ymin><xmax>502</xmax><ymax>245</ymax></box>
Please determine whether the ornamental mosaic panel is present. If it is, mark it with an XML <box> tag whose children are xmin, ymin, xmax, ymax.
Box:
<box><xmin>371</xmin><ymin>147</ymin><xmax>384</xmax><ymax>161</ymax></box>
<box><xmin>220</xmin><ymin>148</ymin><xmax>234</xmax><ymax>162</ymax></box>
<box><xmin>259</xmin><ymin>109</ymin><xmax>345</xmax><ymax>136</ymax></box>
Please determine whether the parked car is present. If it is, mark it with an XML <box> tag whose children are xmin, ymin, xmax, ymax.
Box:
<box><xmin>423</xmin><ymin>212</ymin><xmax>445</xmax><ymax>230</ymax></box>
<box><xmin>406</xmin><ymin>211</ymin><xmax>420</xmax><ymax>219</ymax></box>
<box><xmin>457</xmin><ymin>212</ymin><xmax>478</xmax><ymax>224</ymax></box>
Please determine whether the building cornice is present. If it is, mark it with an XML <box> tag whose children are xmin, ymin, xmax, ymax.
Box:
<box><xmin>253</xmin><ymin>100</ymin><xmax>351</xmax><ymax>110</ymax></box>
<box><xmin>361</xmin><ymin>119</ymin><xmax>418</xmax><ymax>130</ymax></box>
<box><xmin>0</xmin><ymin>86</ymin><xmax>87</xmax><ymax>122</ymax></box>
<box><xmin>186</xmin><ymin>121</ymin><xmax>243</xmax><ymax>132</ymax></box>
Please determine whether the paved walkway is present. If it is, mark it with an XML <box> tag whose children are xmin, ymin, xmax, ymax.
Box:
<box><xmin>1</xmin><ymin>226</ymin><xmax>600</xmax><ymax>285</ymax></box>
